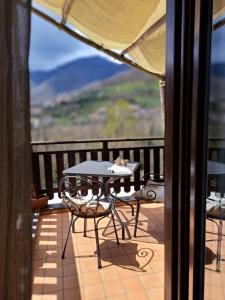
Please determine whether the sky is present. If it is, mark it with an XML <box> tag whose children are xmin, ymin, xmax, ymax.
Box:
<box><xmin>29</xmin><ymin>14</ymin><xmax>107</xmax><ymax>71</ymax></box>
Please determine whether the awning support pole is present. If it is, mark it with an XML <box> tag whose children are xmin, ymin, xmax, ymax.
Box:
<box><xmin>32</xmin><ymin>6</ymin><xmax>165</xmax><ymax>80</ymax></box>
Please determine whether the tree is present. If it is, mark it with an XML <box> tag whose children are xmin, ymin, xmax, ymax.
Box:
<box><xmin>103</xmin><ymin>99</ymin><xmax>138</xmax><ymax>138</ymax></box>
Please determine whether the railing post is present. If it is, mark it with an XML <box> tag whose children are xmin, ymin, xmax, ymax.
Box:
<box><xmin>32</xmin><ymin>154</ymin><xmax>41</xmax><ymax>195</ymax></box>
<box><xmin>153</xmin><ymin>148</ymin><xmax>160</xmax><ymax>181</ymax></box>
<box><xmin>102</xmin><ymin>141</ymin><xmax>109</xmax><ymax>161</ymax></box>
<box><xmin>44</xmin><ymin>153</ymin><xmax>54</xmax><ymax>199</ymax></box>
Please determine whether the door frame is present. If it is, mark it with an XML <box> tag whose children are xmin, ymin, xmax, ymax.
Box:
<box><xmin>165</xmin><ymin>0</ymin><xmax>213</xmax><ymax>299</ymax></box>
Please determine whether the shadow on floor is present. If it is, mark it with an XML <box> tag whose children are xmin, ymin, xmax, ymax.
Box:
<box><xmin>32</xmin><ymin>213</ymin><xmax>82</xmax><ymax>300</ymax></box>
<box><xmin>205</xmin><ymin>246</ymin><xmax>217</xmax><ymax>265</ymax></box>
<box><xmin>107</xmin><ymin>205</ymin><xmax>164</xmax><ymax>245</ymax></box>
<box><xmin>94</xmin><ymin>239</ymin><xmax>154</xmax><ymax>273</ymax></box>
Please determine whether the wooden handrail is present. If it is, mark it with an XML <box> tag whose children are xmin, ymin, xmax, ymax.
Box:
<box><xmin>31</xmin><ymin>137</ymin><xmax>165</xmax><ymax>146</ymax></box>
<box><xmin>31</xmin><ymin>137</ymin><xmax>224</xmax><ymax>146</ymax></box>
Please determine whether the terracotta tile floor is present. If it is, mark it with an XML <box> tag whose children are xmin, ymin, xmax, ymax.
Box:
<box><xmin>32</xmin><ymin>203</ymin><xmax>225</xmax><ymax>300</ymax></box>
<box><xmin>205</xmin><ymin>218</ymin><xmax>225</xmax><ymax>300</ymax></box>
<box><xmin>32</xmin><ymin>203</ymin><xmax>164</xmax><ymax>300</ymax></box>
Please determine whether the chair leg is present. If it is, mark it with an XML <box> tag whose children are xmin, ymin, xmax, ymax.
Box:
<box><xmin>111</xmin><ymin>212</ymin><xmax>120</xmax><ymax>245</ymax></box>
<box><xmin>62</xmin><ymin>215</ymin><xmax>74</xmax><ymax>259</ymax></box>
<box><xmin>72</xmin><ymin>214</ymin><xmax>78</xmax><ymax>233</ymax></box>
<box><xmin>114</xmin><ymin>196</ymin><xmax>135</xmax><ymax>216</ymax></box>
<box><xmin>94</xmin><ymin>218</ymin><xmax>102</xmax><ymax>269</ymax></box>
<box><xmin>84</xmin><ymin>218</ymin><xmax>87</xmax><ymax>237</ymax></box>
<box><xmin>134</xmin><ymin>201</ymin><xmax>141</xmax><ymax>238</ymax></box>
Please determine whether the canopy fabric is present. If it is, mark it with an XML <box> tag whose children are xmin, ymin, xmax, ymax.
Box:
<box><xmin>33</xmin><ymin>0</ymin><xmax>225</xmax><ymax>78</ymax></box>
<box><xmin>214</xmin><ymin>0</ymin><xmax>225</xmax><ymax>19</ymax></box>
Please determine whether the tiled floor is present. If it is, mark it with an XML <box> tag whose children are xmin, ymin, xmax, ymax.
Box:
<box><xmin>32</xmin><ymin>203</ymin><xmax>164</xmax><ymax>300</ymax></box>
<box><xmin>32</xmin><ymin>202</ymin><xmax>225</xmax><ymax>300</ymax></box>
<box><xmin>205</xmin><ymin>218</ymin><xmax>225</xmax><ymax>300</ymax></box>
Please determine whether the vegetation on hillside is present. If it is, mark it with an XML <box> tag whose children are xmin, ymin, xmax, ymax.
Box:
<box><xmin>31</xmin><ymin>70</ymin><xmax>163</xmax><ymax>141</ymax></box>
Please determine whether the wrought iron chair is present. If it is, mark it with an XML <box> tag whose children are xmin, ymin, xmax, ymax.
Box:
<box><xmin>59</xmin><ymin>175</ymin><xmax>119</xmax><ymax>269</ymax></box>
<box><xmin>131</xmin><ymin>173</ymin><xmax>164</xmax><ymax>237</ymax></box>
<box><xmin>206</xmin><ymin>195</ymin><xmax>225</xmax><ymax>272</ymax></box>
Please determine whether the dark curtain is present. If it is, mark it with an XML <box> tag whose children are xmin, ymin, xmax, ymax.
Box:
<box><xmin>0</xmin><ymin>0</ymin><xmax>32</xmax><ymax>299</ymax></box>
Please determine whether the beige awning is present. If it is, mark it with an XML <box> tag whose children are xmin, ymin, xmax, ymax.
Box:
<box><xmin>33</xmin><ymin>0</ymin><xmax>225</xmax><ymax>78</ymax></box>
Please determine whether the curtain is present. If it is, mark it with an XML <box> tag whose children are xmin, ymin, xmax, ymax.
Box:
<box><xmin>0</xmin><ymin>0</ymin><xmax>32</xmax><ymax>299</ymax></box>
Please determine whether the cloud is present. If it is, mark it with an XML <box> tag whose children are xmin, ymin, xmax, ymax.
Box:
<box><xmin>29</xmin><ymin>14</ymin><xmax>103</xmax><ymax>71</ymax></box>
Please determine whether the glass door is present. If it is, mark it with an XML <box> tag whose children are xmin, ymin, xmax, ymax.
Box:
<box><xmin>165</xmin><ymin>1</ymin><xmax>221</xmax><ymax>299</ymax></box>
<box><xmin>204</xmin><ymin>2</ymin><xmax>225</xmax><ymax>298</ymax></box>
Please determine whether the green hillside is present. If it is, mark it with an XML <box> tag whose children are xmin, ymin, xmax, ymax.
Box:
<box><xmin>31</xmin><ymin>69</ymin><xmax>163</xmax><ymax>141</ymax></box>
<box><xmin>42</xmin><ymin>70</ymin><xmax>160</xmax><ymax>123</ymax></box>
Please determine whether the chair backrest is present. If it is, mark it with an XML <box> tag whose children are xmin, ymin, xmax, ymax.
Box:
<box><xmin>59</xmin><ymin>176</ymin><xmax>114</xmax><ymax>217</ymax></box>
<box><xmin>208</xmin><ymin>174</ymin><xmax>225</xmax><ymax>197</ymax></box>
<box><xmin>141</xmin><ymin>172</ymin><xmax>164</xmax><ymax>186</ymax></box>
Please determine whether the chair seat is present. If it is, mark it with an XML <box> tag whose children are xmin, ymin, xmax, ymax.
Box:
<box><xmin>206</xmin><ymin>199</ymin><xmax>225</xmax><ymax>220</ymax></box>
<box><xmin>132</xmin><ymin>180</ymin><xmax>164</xmax><ymax>203</ymax></box>
<box><xmin>65</xmin><ymin>194</ymin><xmax>111</xmax><ymax>216</ymax></box>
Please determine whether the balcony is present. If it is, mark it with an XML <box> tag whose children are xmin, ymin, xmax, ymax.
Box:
<box><xmin>31</xmin><ymin>137</ymin><xmax>164</xmax><ymax>200</ymax></box>
<box><xmin>31</xmin><ymin>137</ymin><xmax>225</xmax><ymax>300</ymax></box>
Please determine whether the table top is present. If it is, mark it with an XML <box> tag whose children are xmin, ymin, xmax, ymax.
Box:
<box><xmin>63</xmin><ymin>160</ymin><xmax>139</xmax><ymax>177</ymax></box>
<box><xmin>208</xmin><ymin>160</ymin><xmax>225</xmax><ymax>175</ymax></box>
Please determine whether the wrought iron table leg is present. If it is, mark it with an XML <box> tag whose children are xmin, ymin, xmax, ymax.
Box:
<box><xmin>111</xmin><ymin>212</ymin><xmax>120</xmax><ymax>245</ymax></box>
<box><xmin>113</xmin><ymin>207</ymin><xmax>125</xmax><ymax>240</ymax></box>
<box><xmin>114</xmin><ymin>195</ymin><xmax>135</xmax><ymax>216</ymax></box>
<box><xmin>134</xmin><ymin>201</ymin><xmax>140</xmax><ymax>238</ymax></box>
<box><xmin>216</xmin><ymin>220</ymin><xmax>223</xmax><ymax>272</ymax></box>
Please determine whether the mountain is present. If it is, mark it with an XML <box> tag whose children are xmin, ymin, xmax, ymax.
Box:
<box><xmin>31</xmin><ymin>67</ymin><xmax>162</xmax><ymax>141</ymax></box>
<box><xmin>211</xmin><ymin>63</ymin><xmax>225</xmax><ymax>78</ymax></box>
<box><xmin>30</xmin><ymin>56</ymin><xmax>129</xmax><ymax>106</ymax></box>
<box><xmin>208</xmin><ymin>63</ymin><xmax>225</xmax><ymax>137</ymax></box>
<box><xmin>210</xmin><ymin>63</ymin><xmax>225</xmax><ymax>100</ymax></box>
